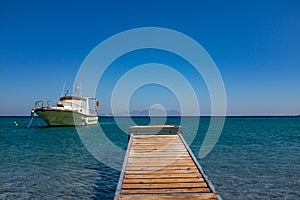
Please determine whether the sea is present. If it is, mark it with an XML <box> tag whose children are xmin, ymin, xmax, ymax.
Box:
<box><xmin>0</xmin><ymin>116</ymin><xmax>299</xmax><ymax>199</ymax></box>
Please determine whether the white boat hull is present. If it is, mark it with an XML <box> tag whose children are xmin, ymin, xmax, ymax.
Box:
<box><xmin>35</xmin><ymin>108</ymin><xmax>98</xmax><ymax>126</ymax></box>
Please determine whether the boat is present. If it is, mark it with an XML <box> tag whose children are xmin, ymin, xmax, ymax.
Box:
<box><xmin>33</xmin><ymin>84</ymin><xmax>99</xmax><ymax>126</ymax></box>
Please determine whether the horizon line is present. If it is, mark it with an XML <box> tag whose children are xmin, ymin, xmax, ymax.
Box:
<box><xmin>1</xmin><ymin>115</ymin><xmax>299</xmax><ymax>118</ymax></box>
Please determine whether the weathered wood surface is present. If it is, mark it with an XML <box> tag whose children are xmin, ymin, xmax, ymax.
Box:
<box><xmin>115</xmin><ymin>129</ymin><xmax>219</xmax><ymax>200</ymax></box>
<box><xmin>118</xmin><ymin>194</ymin><xmax>217</xmax><ymax>200</ymax></box>
<box><xmin>128</xmin><ymin>125</ymin><xmax>183</xmax><ymax>134</ymax></box>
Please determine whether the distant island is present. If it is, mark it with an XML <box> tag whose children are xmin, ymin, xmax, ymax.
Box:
<box><xmin>101</xmin><ymin>109</ymin><xmax>181</xmax><ymax>117</ymax></box>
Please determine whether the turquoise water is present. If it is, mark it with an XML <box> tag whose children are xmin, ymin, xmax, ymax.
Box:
<box><xmin>0</xmin><ymin>117</ymin><xmax>299</xmax><ymax>199</ymax></box>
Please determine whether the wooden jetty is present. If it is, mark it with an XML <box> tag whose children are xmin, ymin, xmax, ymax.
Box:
<box><xmin>114</xmin><ymin>125</ymin><xmax>221</xmax><ymax>200</ymax></box>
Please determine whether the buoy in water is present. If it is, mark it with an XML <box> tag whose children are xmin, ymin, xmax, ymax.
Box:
<box><xmin>14</xmin><ymin>121</ymin><xmax>18</xmax><ymax>126</ymax></box>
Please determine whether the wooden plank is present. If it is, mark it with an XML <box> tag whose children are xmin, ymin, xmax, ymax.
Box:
<box><xmin>130</xmin><ymin>150</ymin><xmax>188</xmax><ymax>154</ymax></box>
<box><xmin>129</xmin><ymin>125</ymin><xmax>183</xmax><ymax>134</ymax></box>
<box><xmin>128</xmin><ymin>156</ymin><xmax>190</xmax><ymax>159</ymax></box>
<box><xmin>125</xmin><ymin>165</ymin><xmax>197</xmax><ymax>171</ymax></box>
<box><xmin>127</xmin><ymin>158</ymin><xmax>193</xmax><ymax>163</ymax></box>
<box><xmin>133</xmin><ymin>133</ymin><xmax>178</xmax><ymax>136</ymax></box>
<box><xmin>131</xmin><ymin>147</ymin><xmax>185</xmax><ymax>149</ymax></box>
<box><xmin>130</xmin><ymin>149</ymin><xmax>186</xmax><ymax>152</ymax></box>
<box><xmin>131</xmin><ymin>142</ymin><xmax>183</xmax><ymax>145</ymax></box>
<box><xmin>132</xmin><ymin>141</ymin><xmax>183</xmax><ymax>144</ymax></box>
<box><xmin>132</xmin><ymin>141</ymin><xmax>181</xmax><ymax>144</ymax></box>
<box><xmin>127</xmin><ymin>156</ymin><xmax>193</xmax><ymax>161</ymax></box>
<box><xmin>127</xmin><ymin>158</ymin><xmax>194</xmax><ymax>162</ymax></box>
<box><xmin>131</xmin><ymin>145</ymin><xmax>185</xmax><ymax>148</ymax></box>
<box><xmin>132</xmin><ymin>136</ymin><xmax>179</xmax><ymax>140</ymax></box>
<box><xmin>122</xmin><ymin>182</ymin><xmax>208</xmax><ymax>189</ymax></box>
<box><xmin>132</xmin><ymin>139</ymin><xmax>179</xmax><ymax>142</ymax></box>
<box><xmin>118</xmin><ymin>194</ymin><xmax>217</xmax><ymax>200</ymax></box>
<box><xmin>124</xmin><ymin>173</ymin><xmax>202</xmax><ymax>179</ymax></box>
<box><xmin>131</xmin><ymin>140</ymin><xmax>183</xmax><ymax>143</ymax></box>
<box><xmin>130</xmin><ymin>145</ymin><xmax>185</xmax><ymax>148</ymax></box>
<box><xmin>131</xmin><ymin>146</ymin><xmax>185</xmax><ymax>149</ymax></box>
<box><xmin>130</xmin><ymin>151</ymin><xmax>188</xmax><ymax>154</ymax></box>
<box><xmin>127</xmin><ymin>160</ymin><xmax>194</xmax><ymax>164</ymax></box>
<box><xmin>123</xmin><ymin>177</ymin><xmax>205</xmax><ymax>184</ymax></box>
<box><xmin>130</xmin><ymin>145</ymin><xmax>186</xmax><ymax>148</ymax></box>
<box><xmin>126</xmin><ymin>161</ymin><xmax>195</xmax><ymax>166</ymax></box>
<box><xmin>131</xmin><ymin>145</ymin><xmax>184</xmax><ymax>147</ymax></box>
<box><xmin>128</xmin><ymin>153</ymin><xmax>190</xmax><ymax>158</ymax></box>
<box><xmin>120</xmin><ymin>187</ymin><xmax>212</xmax><ymax>194</ymax></box>
<box><xmin>125</xmin><ymin>168</ymin><xmax>200</xmax><ymax>174</ymax></box>
<box><xmin>126</xmin><ymin>164</ymin><xmax>195</xmax><ymax>168</ymax></box>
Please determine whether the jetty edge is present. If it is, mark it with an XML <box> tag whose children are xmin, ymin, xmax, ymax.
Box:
<box><xmin>114</xmin><ymin>125</ymin><xmax>221</xmax><ymax>200</ymax></box>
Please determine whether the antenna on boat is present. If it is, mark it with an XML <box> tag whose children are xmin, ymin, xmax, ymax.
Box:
<box><xmin>74</xmin><ymin>82</ymin><xmax>82</xmax><ymax>96</ymax></box>
<box><xmin>79</xmin><ymin>82</ymin><xmax>82</xmax><ymax>96</ymax></box>
<box><xmin>60</xmin><ymin>82</ymin><xmax>66</xmax><ymax>97</ymax></box>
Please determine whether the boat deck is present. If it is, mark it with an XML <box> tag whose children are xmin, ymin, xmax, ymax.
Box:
<box><xmin>114</xmin><ymin>125</ymin><xmax>221</xmax><ymax>200</ymax></box>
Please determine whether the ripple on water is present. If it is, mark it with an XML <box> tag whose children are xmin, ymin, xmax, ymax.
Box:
<box><xmin>0</xmin><ymin>117</ymin><xmax>299</xmax><ymax>199</ymax></box>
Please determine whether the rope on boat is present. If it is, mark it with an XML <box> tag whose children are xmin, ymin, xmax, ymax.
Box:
<box><xmin>26</xmin><ymin>117</ymin><xmax>34</xmax><ymax>128</ymax></box>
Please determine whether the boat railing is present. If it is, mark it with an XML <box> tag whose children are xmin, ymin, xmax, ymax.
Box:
<box><xmin>71</xmin><ymin>102</ymin><xmax>98</xmax><ymax>115</ymax></box>
<box><xmin>47</xmin><ymin>100</ymin><xmax>59</xmax><ymax>108</ymax></box>
<box><xmin>35</xmin><ymin>100</ymin><xmax>97</xmax><ymax>115</ymax></box>
<box><xmin>35</xmin><ymin>99</ymin><xmax>98</xmax><ymax>115</ymax></box>
<box><xmin>35</xmin><ymin>100</ymin><xmax>44</xmax><ymax>108</ymax></box>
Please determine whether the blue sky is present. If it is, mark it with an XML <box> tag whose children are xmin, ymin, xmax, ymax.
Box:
<box><xmin>1</xmin><ymin>0</ymin><xmax>299</xmax><ymax>116</ymax></box>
